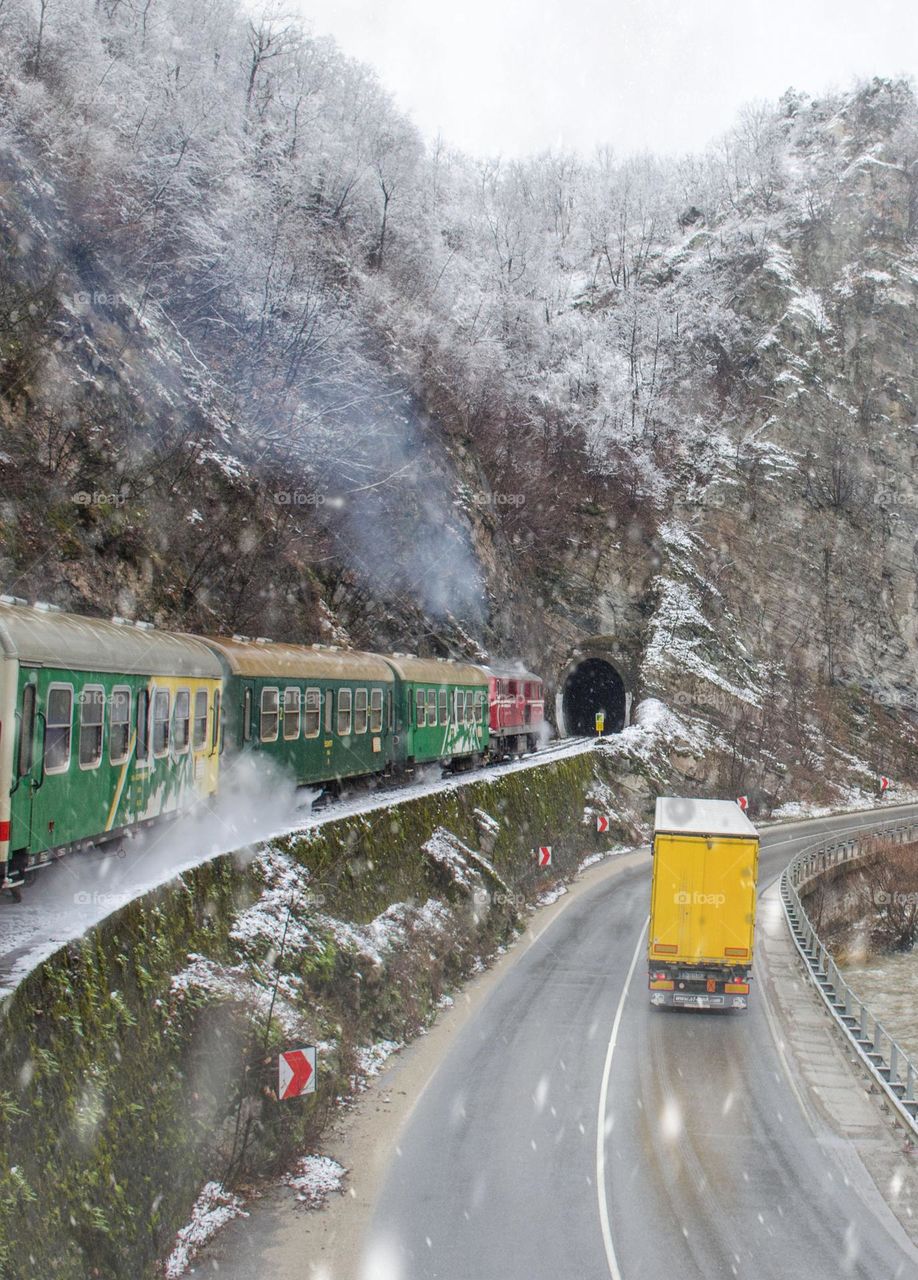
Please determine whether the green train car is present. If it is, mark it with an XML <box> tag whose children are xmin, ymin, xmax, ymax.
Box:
<box><xmin>384</xmin><ymin>655</ymin><xmax>489</xmax><ymax>770</ymax></box>
<box><xmin>0</xmin><ymin>601</ymin><xmax>222</xmax><ymax>892</ymax></box>
<box><xmin>199</xmin><ymin>635</ymin><xmax>396</xmax><ymax>786</ymax></box>
<box><xmin>0</xmin><ymin>601</ymin><xmax>514</xmax><ymax>898</ymax></box>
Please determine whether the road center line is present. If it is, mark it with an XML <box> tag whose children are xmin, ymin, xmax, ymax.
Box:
<box><xmin>596</xmin><ymin>916</ymin><xmax>649</xmax><ymax>1280</ymax></box>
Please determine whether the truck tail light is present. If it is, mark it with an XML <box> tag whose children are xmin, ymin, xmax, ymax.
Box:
<box><xmin>725</xmin><ymin>982</ymin><xmax>749</xmax><ymax>994</ymax></box>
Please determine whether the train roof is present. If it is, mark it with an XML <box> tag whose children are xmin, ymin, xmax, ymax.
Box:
<box><xmin>383</xmin><ymin>655</ymin><xmax>489</xmax><ymax>686</ymax></box>
<box><xmin>481</xmin><ymin>663</ymin><xmax>542</xmax><ymax>682</ymax></box>
<box><xmin>654</xmin><ymin>796</ymin><xmax>758</xmax><ymax>838</ymax></box>
<box><xmin>198</xmin><ymin>635</ymin><xmax>395</xmax><ymax>682</ymax></box>
<box><xmin>0</xmin><ymin>601</ymin><xmax>222</xmax><ymax>677</ymax></box>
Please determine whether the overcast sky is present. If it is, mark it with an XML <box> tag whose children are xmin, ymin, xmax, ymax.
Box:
<box><xmin>292</xmin><ymin>0</ymin><xmax>918</xmax><ymax>158</ymax></box>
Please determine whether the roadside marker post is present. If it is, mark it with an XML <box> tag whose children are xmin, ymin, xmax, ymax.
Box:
<box><xmin>278</xmin><ymin>1047</ymin><xmax>316</xmax><ymax>1100</ymax></box>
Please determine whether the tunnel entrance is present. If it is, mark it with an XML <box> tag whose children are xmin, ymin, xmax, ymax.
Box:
<box><xmin>561</xmin><ymin>657</ymin><xmax>627</xmax><ymax>736</ymax></box>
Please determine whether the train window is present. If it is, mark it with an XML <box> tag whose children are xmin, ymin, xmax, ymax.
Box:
<box><xmin>416</xmin><ymin>689</ymin><xmax>426</xmax><ymax>727</ymax></box>
<box><xmin>193</xmin><ymin>690</ymin><xmax>208</xmax><ymax>751</ymax></box>
<box><xmin>387</xmin><ymin>689</ymin><xmax>393</xmax><ymax>731</ymax></box>
<box><xmin>454</xmin><ymin>690</ymin><xmax>462</xmax><ymax>723</ymax></box>
<box><xmin>136</xmin><ymin>689</ymin><xmax>149</xmax><ymax>763</ymax></box>
<box><xmin>324</xmin><ymin>688</ymin><xmax>332</xmax><ymax>734</ymax></box>
<box><xmin>78</xmin><ymin>686</ymin><xmax>105</xmax><ymax>769</ymax></box>
<box><xmin>213</xmin><ymin>690</ymin><xmax>222</xmax><ymax>753</ymax></box>
<box><xmin>110</xmin><ymin>687</ymin><xmax>132</xmax><ymax>764</ymax></box>
<box><xmin>369</xmin><ymin>689</ymin><xmax>383</xmax><ymax>733</ymax></box>
<box><xmin>465</xmin><ymin>691</ymin><xmax>474</xmax><ymax>724</ymax></box>
<box><xmin>477</xmin><ymin>691</ymin><xmax>487</xmax><ymax>722</ymax></box>
<box><xmin>152</xmin><ymin>689</ymin><xmax>171</xmax><ymax>757</ymax></box>
<box><xmin>304</xmin><ymin>688</ymin><xmax>320</xmax><ymax>738</ymax></box>
<box><xmin>174</xmin><ymin>689</ymin><xmax>191</xmax><ymax>754</ymax></box>
<box><xmin>438</xmin><ymin>689</ymin><xmax>448</xmax><ymax>725</ymax></box>
<box><xmin>260</xmin><ymin>688</ymin><xmax>279</xmax><ymax>742</ymax></box>
<box><xmin>427</xmin><ymin>689</ymin><xmax>437</xmax><ymax>726</ymax></box>
<box><xmin>18</xmin><ymin>683</ymin><xmax>36</xmax><ymax>777</ymax></box>
<box><xmin>337</xmin><ymin>688</ymin><xmax>352</xmax><ymax>736</ymax></box>
<box><xmin>45</xmin><ymin>685</ymin><xmax>74</xmax><ymax>773</ymax></box>
<box><xmin>354</xmin><ymin>689</ymin><xmax>368</xmax><ymax>734</ymax></box>
<box><xmin>283</xmin><ymin>687</ymin><xmax>301</xmax><ymax>739</ymax></box>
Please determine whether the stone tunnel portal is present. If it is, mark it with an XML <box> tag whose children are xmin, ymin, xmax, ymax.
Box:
<box><xmin>560</xmin><ymin>657</ymin><xmax>627</xmax><ymax>736</ymax></box>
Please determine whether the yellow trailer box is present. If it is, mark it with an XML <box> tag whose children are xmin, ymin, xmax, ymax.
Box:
<box><xmin>648</xmin><ymin>796</ymin><xmax>759</xmax><ymax>1010</ymax></box>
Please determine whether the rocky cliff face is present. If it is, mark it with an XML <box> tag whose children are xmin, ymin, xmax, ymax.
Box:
<box><xmin>1</xmin><ymin>1</ymin><xmax>916</xmax><ymax>811</ymax></box>
<box><xmin>544</xmin><ymin>81</ymin><xmax>918</xmax><ymax>807</ymax></box>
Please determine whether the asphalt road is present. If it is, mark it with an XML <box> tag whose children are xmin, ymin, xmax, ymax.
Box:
<box><xmin>361</xmin><ymin>805</ymin><xmax>918</xmax><ymax>1280</ymax></box>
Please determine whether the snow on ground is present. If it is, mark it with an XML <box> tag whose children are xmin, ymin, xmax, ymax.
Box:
<box><xmin>164</xmin><ymin>1182</ymin><xmax>247</xmax><ymax>1278</ymax></box>
<box><xmin>0</xmin><ymin>738</ymin><xmax>594</xmax><ymax>996</ymax></box>
<box><xmin>768</xmin><ymin>787</ymin><xmax>918</xmax><ymax>823</ymax></box>
<box><xmin>355</xmin><ymin>1039</ymin><xmax>402</xmax><ymax>1080</ymax></box>
<box><xmin>0</xmin><ymin>754</ymin><xmax>309</xmax><ymax>995</ymax></box>
<box><xmin>642</xmin><ymin>577</ymin><xmax>761</xmax><ymax>706</ymax></box>
<box><xmin>284</xmin><ymin>1155</ymin><xmax>347</xmax><ymax>1208</ymax></box>
<box><xmin>169</xmin><ymin>953</ymin><xmax>307</xmax><ymax>1038</ymax></box>
<box><xmin>536</xmin><ymin>885</ymin><xmax>567</xmax><ymax>907</ymax></box>
<box><xmin>579</xmin><ymin>846</ymin><xmax>635</xmax><ymax>872</ymax></box>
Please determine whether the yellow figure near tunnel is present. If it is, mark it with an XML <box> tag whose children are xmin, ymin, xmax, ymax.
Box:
<box><xmin>595</xmin><ymin>710</ymin><xmax>605</xmax><ymax>736</ymax></box>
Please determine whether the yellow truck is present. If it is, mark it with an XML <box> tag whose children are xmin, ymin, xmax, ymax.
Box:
<box><xmin>648</xmin><ymin>797</ymin><xmax>759</xmax><ymax>1010</ymax></box>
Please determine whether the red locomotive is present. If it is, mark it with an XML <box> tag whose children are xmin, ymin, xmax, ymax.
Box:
<box><xmin>483</xmin><ymin>665</ymin><xmax>545</xmax><ymax>757</ymax></box>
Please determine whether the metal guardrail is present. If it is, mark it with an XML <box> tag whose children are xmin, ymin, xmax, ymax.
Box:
<box><xmin>780</xmin><ymin>820</ymin><xmax>918</xmax><ymax>1139</ymax></box>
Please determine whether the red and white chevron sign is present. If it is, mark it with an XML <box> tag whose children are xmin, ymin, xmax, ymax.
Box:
<box><xmin>538</xmin><ymin>846</ymin><xmax>552</xmax><ymax>867</ymax></box>
<box><xmin>278</xmin><ymin>1047</ymin><xmax>316</xmax><ymax>1100</ymax></box>
<box><xmin>880</xmin><ymin>776</ymin><xmax>890</xmax><ymax>793</ymax></box>
<box><xmin>736</xmin><ymin>795</ymin><xmax>749</xmax><ymax>812</ymax></box>
<box><xmin>596</xmin><ymin>815</ymin><xmax>610</xmax><ymax>833</ymax></box>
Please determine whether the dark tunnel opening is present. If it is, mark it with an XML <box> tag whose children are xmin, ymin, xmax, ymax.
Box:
<box><xmin>562</xmin><ymin>658</ymin><xmax>627</xmax><ymax>735</ymax></box>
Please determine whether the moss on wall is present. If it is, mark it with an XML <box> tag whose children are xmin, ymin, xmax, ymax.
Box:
<box><xmin>0</xmin><ymin>747</ymin><xmax>630</xmax><ymax>1279</ymax></box>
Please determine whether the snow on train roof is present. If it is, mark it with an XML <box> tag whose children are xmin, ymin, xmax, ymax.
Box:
<box><xmin>481</xmin><ymin>663</ymin><xmax>541</xmax><ymax>682</ymax></box>
<box><xmin>199</xmin><ymin>635</ymin><xmax>394</xmax><ymax>682</ymax></box>
<box><xmin>0</xmin><ymin>602</ymin><xmax>222</xmax><ymax>677</ymax></box>
<box><xmin>383</xmin><ymin>655</ymin><xmax>489</xmax><ymax>686</ymax></box>
<box><xmin>654</xmin><ymin>796</ymin><xmax>758</xmax><ymax>838</ymax></box>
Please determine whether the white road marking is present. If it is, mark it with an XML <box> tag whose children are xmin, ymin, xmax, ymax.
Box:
<box><xmin>596</xmin><ymin>916</ymin><xmax>649</xmax><ymax>1280</ymax></box>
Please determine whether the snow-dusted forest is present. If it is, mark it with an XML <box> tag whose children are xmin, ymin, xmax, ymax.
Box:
<box><xmin>2</xmin><ymin>0</ymin><xmax>918</xmax><ymax>801</ymax></box>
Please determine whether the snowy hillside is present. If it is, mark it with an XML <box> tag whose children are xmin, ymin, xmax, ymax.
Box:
<box><xmin>1</xmin><ymin>0</ymin><xmax>917</xmax><ymax>804</ymax></box>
